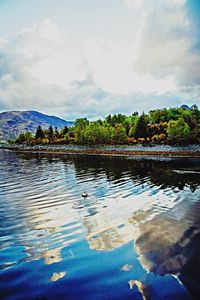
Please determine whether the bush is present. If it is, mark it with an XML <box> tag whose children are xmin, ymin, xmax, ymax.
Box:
<box><xmin>167</xmin><ymin>118</ymin><xmax>190</xmax><ymax>142</ymax></box>
<box><xmin>152</xmin><ymin>133</ymin><xmax>166</xmax><ymax>143</ymax></box>
<box><xmin>64</xmin><ymin>133</ymin><xmax>70</xmax><ymax>143</ymax></box>
<box><xmin>112</xmin><ymin>124</ymin><xmax>127</xmax><ymax>144</ymax></box>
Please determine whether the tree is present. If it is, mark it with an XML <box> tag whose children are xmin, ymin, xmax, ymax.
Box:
<box><xmin>130</xmin><ymin>112</ymin><xmax>139</xmax><ymax>125</ymax></box>
<box><xmin>151</xmin><ymin>133</ymin><xmax>166</xmax><ymax>143</ymax></box>
<box><xmin>105</xmin><ymin>114</ymin><xmax>126</xmax><ymax>127</ymax></box>
<box><xmin>14</xmin><ymin>104</ymin><xmax>199</xmax><ymax>146</ymax></box>
<box><xmin>191</xmin><ymin>123</ymin><xmax>200</xmax><ymax>142</ymax></box>
<box><xmin>112</xmin><ymin>124</ymin><xmax>127</xmax><ymax>144</ymax></box>
<box><xmin>48</xmin><ymin>125</ymin><xmax>54</xmax><ymax>143</ymax></box>
<box><xmin>83</xmin><ymin>122</ymin><xmax>102</xmax><ymax>144</ymax></box>
<box><xmin>167</xmin><ymin>118</ymin><xmax>190</xmax><ymax>142</ymax></box>
<box><xmin>74</xmin><ymin>118</ymin><xmax>89</xmax><ymax>127</ymax></box>
<box><xmin>105</xmin><ymin>114</ymin><xmax>112</xmax><ymax>125</ymax></box>
<box><xmin>24</xmin><ymin>132</ymin><xmax>33</xmax><ymax>144</ymax></box>
<box><xmin>62</xmin><ymin>125</ymin><xmax>69</xmax><ymax>135</ymax></box>
<box><xmin>102</xmin><ymin>124</ymin><xmax>114</xmax><ymax>143</ymax></box>
<box><xmin>148</xmin><ymin>109</ymin><xmax>168</xmax><ymax>124</ymax></box>
<box><xmin>128</xmin><ymin>113</ymin><xmax>139</xmax><ymax>137</ymax></box>
<box><xmin>134</xmin><ymin>113</ymin><xmax>148</xmax><ymax>139</ymax></box>
<box><xmin>15</xmin><ymin>132</ymin><xmax>33</xmax><ymax>144</ymax></box>
<box><xmin>167</xmin><ymin>108</ymin><xmax>181</xmax><ymax>121</ymax></box>
<box><xmin>191</xmin><ymin>104</ymin><xmax>198</xmax><ymax>111</ymax></box>
<box><xmin>35</xmin><ymin>125</ymin><xmax>45</xmax><ymax>139</ymax></box>
<box><xmin>54</xmin><ymin>126</ymin><xmax>59</xmax><ymax>138</ymax></box>
<box><xmin>129</xmin><ymin>126</ymin><xmax>135</xmax><ymax>137</ymax></box>
<box><xmin>74</xmin><ymin>118</ymin><xmax>89</xmax><ymax>143</ymax></box>
<box><xmin>64</xmin><ymin>133</ymin><xmax>70</xmax><ymax>143</ymax></box>
<box><xmin>15</xmin><ymin>133</ymin><xmax>26</xmax><ymax>144</ymax></box>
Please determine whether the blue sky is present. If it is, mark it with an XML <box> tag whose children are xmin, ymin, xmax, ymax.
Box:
<box><xmin>0</xmin><ymin>0</ymin><xmax>199</xmax><ymax>119</ymax></box>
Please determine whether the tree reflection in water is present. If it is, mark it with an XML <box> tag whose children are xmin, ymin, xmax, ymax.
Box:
<box><xmin>1</xmin><ymin>150</ymin><xmax>200</xmax><ymax>299</ymax></box>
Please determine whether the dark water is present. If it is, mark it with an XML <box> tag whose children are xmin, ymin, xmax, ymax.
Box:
<box><xmin>0</xmin><ymin>149</ymin><xmax>200</xmax><ymax>300</ymax></box>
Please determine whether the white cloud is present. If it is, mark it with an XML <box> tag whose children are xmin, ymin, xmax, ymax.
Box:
<box><xmin>134</xmin><ymin>0</ymin><xmax>200</xmax><ymax>88</ymax></box>
<box><xmin>166</xmin><ymin>0</ymin><xmax>187</xmax><ymax>6</ymax></box>
<box><xmin>0</xmin><ymin>0</ymin><xmax>199</xmax><ymax>119</ymax></box>
<box><xmin>84</xmin><ymin>37</ymin><xmax>176</xmax><ymax>95</ymax></box>
<box><xmin>0</xmin><ymin>18</ymin><xmax>176</xmax><ymax>114</ymax></box>
<box><xmin>12</xmin><ymin>19</ymin><xmax>84</xmax><ymax>88</ymax></box>
<box><xmin>14</xmin><ymin>19</ymin><xmax>65</xmax><ymax>59</ymax></box>
<box><xmin>123</xmin><ymin>0</ymin><xmax>143</xmax><ymax>10</ymax></box>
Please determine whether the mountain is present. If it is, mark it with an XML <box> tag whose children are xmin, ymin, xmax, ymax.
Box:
<box><xmin>180</xmin><ymin>104</ymin><xmax>190</xmax><ymax>110</ymax></box>
<box><xmin>0</xmin><ymin>110</ymin><xmax>73</xmax><ymax>141</ymax></box>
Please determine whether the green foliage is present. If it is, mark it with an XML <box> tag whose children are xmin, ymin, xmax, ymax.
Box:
<box><xmin>15</xmin><ymin>131</ymin><xmax>33</xmax><ymax>144</ymax></box>
<box><xmin>167</xmin><ymin>118</ymin><xmax>190</xmax><ymax>142</ymax></box>
<box><xmin>74</xmin><ymin>118</ymin><xmax>89</xmax><ymax>143</ymax></box>
<box><xmin>148</xmin><ymin>122</ymin><xmax>168</xmax><ymax>137</ymax></box>
<box><xmin>15</xmin><ymin>133</ymin><xmax>26</xmax><ymax>144</ymax></box>
<box><xmin>128</xmin><ymin>126</ymin><xmax>135</xmax><ymax>137</ymax></box>
<box><xmin>129</xmin><ymin>113</ymin><xmax>139</xmax><ymax>125</ymax></box>
<box><xmin>105</xmin><ymin>114</ymin><xmax>126</xmax><ymax>127</ymax></box>
<box><xmin>74</xmin><ymin>118</ymin><xmax>89</xmax><ymax>127</ymax></box>
<box><xmin>14</xmin><ymin>104</ymin><xmax>200</xmax><ymax>145</ymax></box>
<box><xmin>7</xmin><ymin>139</ymin><xmax>15</xmax><ymax>144</ymax></box>
<box><xmin>151</xmin><ymin>133</ymin><xmax>166</xmax><ymax>143</ymax></box>
<box><xmin>80</xmin><ymin>122</ymin><xmax>114</xmax><ymax>144</ymax></box>
<box><xmin>64</xmin><ymin>133</ymin><xmax>70</xmax><ymax>143</ymax></box>
<box><xmin>54</xmin><ymin>126</ymin><xmax>59</xmax><ymax>138</ymax></box>
<box><xmin>61</xmin><ymin>125</ymin><xmax>69</xmax><ymax>135</ymax></box>
<box><xmin>112</xmin><ymin>124</ymin><xmax>127</xmax><ymax>144</ymax></box>
<box><xmin>41</xmin><ymin>138</ymin><xmax>49</xmax><ymax>145</ymax></box>
<box><xmin>134</xmin><ymin>113</ymin><xmax>148</xmax><ymax>139</ymax></box>
<box><xmin>148</xmin><ymin>109</ymin><xmax>168</xmax><ymax>124</ymax></box>
<box><xmin>128</xmin><ymin>113</ymin><xmax>139</xmax><ymax>137</ymax></box>
<box><xmin>24</xmin><ymin>132</ymin><xmax>33</xmax><ymax>144</ymax></box>
<box><xmin>192</xmin><ymin>123</ymin><xmax>200</xmax><ymax>142</ymax></box>
<box><xmin>48</xmin><ymin>125</ymin><xmax>54</xmax><ymax>143</ymax></box>
<box><xmin>84</xmin><ymin>122</ymin><xmax>100</xmax><ymax>144</ymax></box>
<box><xmin>102</xmin><ymin>124</ymin><xmax>115</xmax><ymax>143</ymax></box>
<box><xmin>167</xmin><ymin>108</ymin><xmax>182</xmax><ymax>121</ymax></box>
<box><xmin>35</xmin><ymin>125</ymin><xmax>45</xmax><ymax>139</ymax></box>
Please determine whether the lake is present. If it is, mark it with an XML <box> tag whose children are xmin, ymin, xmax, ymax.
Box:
<box><xmin>0</xmin><ymin>149</ymin><xmax>200</xmax><ymax>300</ymax></box>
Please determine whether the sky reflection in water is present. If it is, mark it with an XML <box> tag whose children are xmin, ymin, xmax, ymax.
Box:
<box><xmin>0</xmin><ymin>150</ymin><xmax>200</xmax><ymax>299</ymax></box>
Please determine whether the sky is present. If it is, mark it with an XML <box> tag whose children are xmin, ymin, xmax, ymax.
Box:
<box><xmin>0</xmin><ymin>0</ymin><xmax>200</xmax><ymax>120</ymax></box>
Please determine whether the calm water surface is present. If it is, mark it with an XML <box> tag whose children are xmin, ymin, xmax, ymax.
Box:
<box><xmin>0</xmin><ymin>149</ymin><xmax>200</xmax><ymax>300</ymax></box>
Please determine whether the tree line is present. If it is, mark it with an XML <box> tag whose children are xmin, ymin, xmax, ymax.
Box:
<box><xmin>14</xmin><ymin>105</ymin><xmax>200</xmax><ymax>145</ymax></box>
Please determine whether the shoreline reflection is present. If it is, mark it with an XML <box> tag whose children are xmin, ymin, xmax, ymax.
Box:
<box><xmin>0</xmin><ymin>150</ymin><xmax>200</xmax><ymax>299</ymax></box>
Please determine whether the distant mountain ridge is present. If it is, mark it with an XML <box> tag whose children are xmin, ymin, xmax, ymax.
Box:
<box><xmin>180</xmin><ymin>104</ymin><xmax>190</xmax><ymax>110</ymax></box>
<box><xmin>0</xmin><ymin>110</ymin><xmax>73</xmax><ymax>141</ymax></box>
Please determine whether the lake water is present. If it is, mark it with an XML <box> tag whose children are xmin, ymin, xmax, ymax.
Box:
<box><xmin>0</xmin><ymin>149</ymin><xmax>200</xmax><ymax>300</ymax></box>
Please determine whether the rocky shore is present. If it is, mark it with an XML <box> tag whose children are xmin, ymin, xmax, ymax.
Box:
<box><xmin>2</xmin><ymin>144</ymin><xmax>200</xmax><ymax>158</ymax></box>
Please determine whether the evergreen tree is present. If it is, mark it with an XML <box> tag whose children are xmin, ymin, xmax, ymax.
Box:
<box><xmin>54</xmin><ymin>126</ymin><xmax>59</xmax><ymax>138</ymax></box>
<box><xmin>105</xmin><ymin>114</ymin><xmax>112</xmax><ymax>125</ymax></box>
<box><xmin>62</xmin><ymin>125</ymin><xmax>69</xmax><ymax>135</ymax></box>
<box><xmin>134</xmin><ymin>113</ymin><xmax>148</xmax><ymax>139</ymax></box>
<box><xmin>14</xmin><ymin>104</ymin><xmax>200</xmax><ymax>146</ymax></box>
<box><xmin>48</xmin><ymin>125</ymin><xmax>54</xmax><ymax>143</ymax></box>
<box><xmin>35</xmin><ymin>125</ymin><xmax>45</xmax><ymax>139</ymax></box>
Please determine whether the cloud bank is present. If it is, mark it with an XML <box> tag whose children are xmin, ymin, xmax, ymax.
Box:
<box><xmin>0</xmin><ymin>0</ymin><xmax>199</xmax><ymax>119</ymax></box>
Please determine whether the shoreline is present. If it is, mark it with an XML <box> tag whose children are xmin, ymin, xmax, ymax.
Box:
<box><xmin>1</xmin><ymin>144</ymin><xmax>200</xmax><ymax>158</ymax></box>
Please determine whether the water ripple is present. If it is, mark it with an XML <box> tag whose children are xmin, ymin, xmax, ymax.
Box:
<box><xmin>0</xmin><ymin>150</ymin><xmax>200</xmax><ymax>299</ymax></box>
